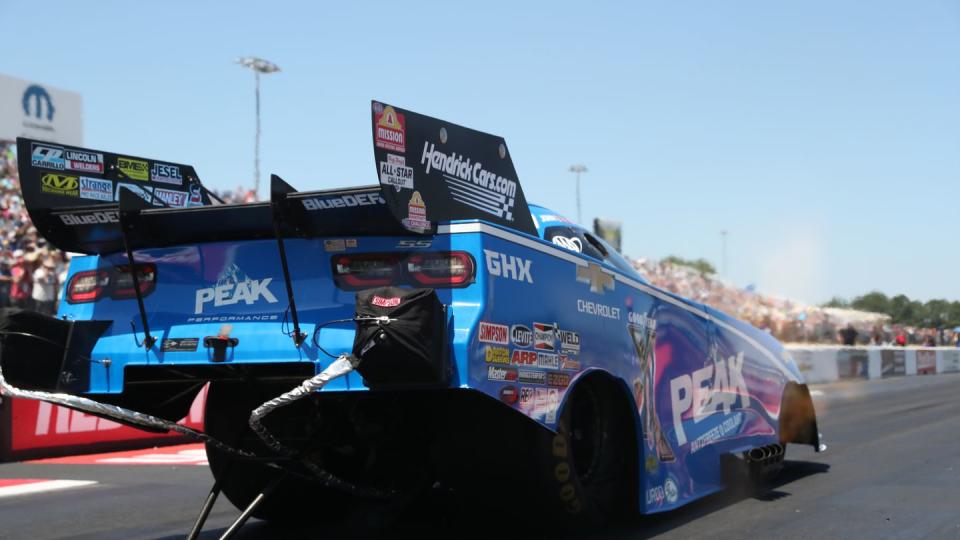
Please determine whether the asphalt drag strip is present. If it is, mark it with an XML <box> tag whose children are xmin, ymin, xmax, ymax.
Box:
<box><xmin>0</xmin><ymin>374</ymin><xmax>957</xmax><ymax>539</ymax></box>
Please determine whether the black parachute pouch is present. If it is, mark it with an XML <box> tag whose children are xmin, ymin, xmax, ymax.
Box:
<box><xmin>352</xmin><ymin>287</ymin><xmax>448</xmax><ymax>389</ymax></box>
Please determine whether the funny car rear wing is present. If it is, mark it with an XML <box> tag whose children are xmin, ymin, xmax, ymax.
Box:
<box><xmin>16</xmin><ymin>100</ymin><xmax>536</xmax><ymax>255</ymax></box>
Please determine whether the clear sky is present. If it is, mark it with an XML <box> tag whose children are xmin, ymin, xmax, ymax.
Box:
<box><xmin>3</xmin><ymin>0</ymin><xmax>957</xmax><ymax>304</ymax></box>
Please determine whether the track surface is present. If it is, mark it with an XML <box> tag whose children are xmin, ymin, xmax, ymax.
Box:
<box><xmin>0</xmin><ymin>374</ymin><xmax>958</xmax><ymax>539</ymax></box>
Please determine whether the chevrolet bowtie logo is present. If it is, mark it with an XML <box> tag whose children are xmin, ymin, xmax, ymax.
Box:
<box><xmin>576</xmin><ymin>262</ymin><xmax>615</xmax><ymax>294</ymax></box>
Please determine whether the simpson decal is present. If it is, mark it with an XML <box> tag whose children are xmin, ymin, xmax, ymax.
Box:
<box><xmin>478</xmin><ymin>322</ymin><xmax>508</xmax><ymax>345</ymax></box>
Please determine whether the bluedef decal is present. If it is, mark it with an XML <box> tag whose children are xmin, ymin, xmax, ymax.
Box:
<box><xmin>670</xmin><ymin>352</ymin><xmax>749</xmax><ymax>446</ymax></box>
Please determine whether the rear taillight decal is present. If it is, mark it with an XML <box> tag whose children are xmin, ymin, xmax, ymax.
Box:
<box><xmin>66</xmin><ymin>264</ymin><xmax>157</xmax><ymax>304</ymax></box>
<box><xmin>333</xmin><ymin>251</ymin><xmax>475</xmax><ymax>290</ymax></box>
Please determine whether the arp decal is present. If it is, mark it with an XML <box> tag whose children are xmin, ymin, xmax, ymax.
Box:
<box><xmin>511</xmin><ymin>350</ymin><xmax>537</xmax><ymax>366</ymax></box>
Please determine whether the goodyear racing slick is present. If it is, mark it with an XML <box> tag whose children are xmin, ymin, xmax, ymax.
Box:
<box><xmin>0</xmin><ymin>102</ymin><xmax>821</xmax><ymax>529</ymax></box>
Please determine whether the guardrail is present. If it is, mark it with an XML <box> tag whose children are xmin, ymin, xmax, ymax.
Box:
<box><xmin>785</xmin><ymin>345</ymin><xmax>960</xmax><ymax>384</ymax></box>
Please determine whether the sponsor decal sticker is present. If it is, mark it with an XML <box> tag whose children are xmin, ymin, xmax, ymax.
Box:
<box><xmin>519</xmin><ymin>387</ymin><xmax>536</xmax><ymax>408</ymax></box>
<box><xmin>153</xmin><ymin>188</ymin><xmax>189</xmax><ymax>207</ymax></box>
<box><xmin>31</xmin><ymin>143</ymin><xmax>65</xmax><ymax>170</ymax></box>
<box><xmin>64</xmin><ymin>149</ymin><xmax>104</xmax><ymax>173</ymax></box>
<box><xmin>510</xmin><ymin>324</ymin><xmax>533</xmax><ymax>348</ymax></box>
<box><xmin>478</xmin><ymin>322</ymin><xmax>508</xmax><ymax>345</ymax></box>
<box><xmin>189</xmin><ymin>183</ymin><xmax>203</xmax><ymax>206</ymax></box>
<box><xmin>151</xmin><ymin>163</ymin><xmax>183</xmax><ymax>185</ymax></box>
<box><xmin>518</xmin><ymin>369</ymin><xmax>547</xmax><ymax>385</ymax></box>
<box><xmin>560</xmin><ymin>356</ymin><xmax>581</xmax><ymax>371</ymax></box>
<box><xmin>670</xmin><ymin>351</ymin><xmax>748</xmax><ymax>446</ymax></box>
<box><xmin>371</xmin><ymin>295</ymin><xmax>401</xmax><ymax>308</ymax></box>
<box><xmin>324</xmin><ymin>239</ymin><xmax>346</xmax><ymax>252</ymax></box>
<box><xmin>664</xmin><ymin>477</ymin><xmax>679</xmax><ymax>504</ymax></box>
<box><xmin>116</xmin><ymin>157</ymin><xmax>149</xmax><ymax>181</ymax></box>
<box><xmin>551</xmin><ymin>236</ymin><xmax>582</xmax><ymax>253</ymax></box>
<box><xmin>576</xmin><ymin>262</ymin><xmax>615</xmax><ymax>294</ymax></box>
<box><xmin>577</xmin><ymin>299</ymin><xmax>621</xmax><ymax>320</ymax></box>
<box><xmin>115</xmin><ymin>182</ymin><xmax>153</xmax><ymax>204</ymax></box>
<box><xmin>547</xmin><ymin>372</ymin><xmax>572</xmax><ymax>388</ymax></box>
<box><xmin>41</xmin><ymin>173</ymin><xmax>79</xmax><ymax>197</ymax></box>
<box><xmin>533</xmin><ymin>322</ymin><xmax>556</xmax><ymax>351</ymax></box>
<box><xmin>345</xmin><ymin>239</ymin><xmax>358</xmax><ymax>248</ymax></box>
<box><xmin>511</xmin><ymin>350</ymin><xmax>537</xmax><ymax>366</ymax></box>
<box><xmin>499</xmin><ymin>385</ymin><xmax>518</xmax><ymax>405</ymax></box>
<box><xmin>301</xmin><ymin>193</ymin><xmax>385</xmax><ymax>211</ymax></box>
<box><xmin>484</xmin><ymin>249</ymin><xmax>532</xmax><ymax>283</ymax></box>
<box><xmin>397</xmin><ymin>239</ymin><xmax>432</xmax><ymax>249</ymax></box>
<box><xmin>59</xmin><ymin>210</ymin><xmax>119</xmax><ymax>226</ymax></box>
<box><xmin>79</xmin><ymin>177</ymin><xmax>113</xmax><ymax>202</ymax></box>
<box><xmin>487</xmin><ymin>365</ymin><xmax>518</xmax><ymax>382</ymax></box>
<box><xmin>421</xmin><ymin>141</ymin><xmax>518</xmax><ymax>221</ymax></box>
<box><xmin>379</xmin><ymin>153</ymin><xmax>414</xmax><ymax>191</ymax></box>
<box><xmin>559</xmin><ymin>330</ymin><xmax>580</xmax><ymax>353</ymax></box>
<box><xmin>161</xmin><ymin>338</ymin><xmax>199</xmax><ymax>352</ymax></box>
<box><xmin>402</xmin><ymin>190</ymin><xmax>431</xmax><ymax>232</ymax></box>
<box><xmin>374</xmin><ymin>105</ymin><xmax>406</xmax><ymax>153</ymax></box>
<box><xmin>485</xmin><ymin>345</ymin><xmax>510</xmax><ymax>364</ymax></box>
<box><xmin>536</xmin><ymin>352</ymin><xmax>560</xmax><ymax>370</ymax></box>
<box><xmin>194</xmin><ymin>277</ymin><xmax>279</xmax><ymax>314</ymax></box>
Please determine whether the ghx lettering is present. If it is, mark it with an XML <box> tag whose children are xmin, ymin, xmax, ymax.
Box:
<box><xmin>483</xmin><ymin>249</ymin><xmax>532</xmax><ymax>283</ymax></box>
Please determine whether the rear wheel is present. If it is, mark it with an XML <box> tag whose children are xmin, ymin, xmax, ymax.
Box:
<box><xmin>542</xmin><ymin>377</ymin><xmax>637</xmax><ymax>524</ymax></box>
<box><xmin>203</xmin><ymin>381</ymin><xmax>356</xmax><ymax>523</ymax></box>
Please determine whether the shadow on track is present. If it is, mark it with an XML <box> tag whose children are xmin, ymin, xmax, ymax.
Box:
<box><xmin>156</xmin><ymin>460</ymin><xmax>829</xmax><ymax>540</ymax></box>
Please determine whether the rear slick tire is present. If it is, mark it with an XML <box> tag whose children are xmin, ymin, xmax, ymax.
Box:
<box><xmin>541</xmin><ymin>378</ymin><xmax>636</xmax><ymax>526</ymax></box>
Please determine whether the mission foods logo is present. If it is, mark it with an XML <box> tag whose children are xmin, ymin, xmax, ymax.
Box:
<box><xmin>374</xmin><ymin>105</ymin><xmax>406</xmax><ymax>153</ymax></box>
<box><xmin>478</xmin><ymin>322</ymin><xmax>508</xmax><ymax>345</ymax></box>
<box><xmin>41</xmin><ymin>173</ymin><xmax>79</xmax><ymax>196</ymax></box>
<box><xmin>403</xmin><ymin>190</ymin><xmax>431</xmax><ymax>232</ymax></box>
<box><xmin>31</xmin><ymin>143</ymin><xmax>64</xmax><ymax>170</ymax></box>
<box><xmin>79</xmin><ymin>177</ymin><xmax>113</xmax><ymax>202</ymax></box>
<box><xmin>116</xmin><ymin>157</ymin><xmax>149</xmax><ymax>181</ymax></box>
<box><xmin>64</xmin><ymin>149</ymin><xmax>104</xmax><ymax>174</ymax></box>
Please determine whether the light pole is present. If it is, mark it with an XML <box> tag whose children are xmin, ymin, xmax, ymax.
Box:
<box><xmin>235</xmin><ymin>56</ymin><xmax>280</xmax><ymax>198</ymax></box>
<box><xmin>568</xmin><ymin>164</ymin><xmax>587</xmax><ymax>224</ymax></box>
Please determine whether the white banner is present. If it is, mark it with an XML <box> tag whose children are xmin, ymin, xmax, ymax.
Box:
<box><xmin>0</xmin><ymin>73</ymin><xmax>83</xmax><ymax>145</ymax></box>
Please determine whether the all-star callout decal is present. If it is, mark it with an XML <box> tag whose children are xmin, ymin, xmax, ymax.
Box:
<box><xmin>371</xmin><ymin>101</ymin><xmax>537</xmax><ymax>236</ymax></box>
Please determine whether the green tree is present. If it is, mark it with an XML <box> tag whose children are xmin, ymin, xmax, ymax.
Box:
<box><xmin>663</xmin><ymin>255</ymin><xmax>716</xmax><ymax>275</ymax></box>
<box><xmin>851</xmin><ymin>291</ymin><xmax>890</xmax><ymax>314</ymax></box>
<box><xmin>823</xmin><ymin>296</ymin><xmax>849</xmax><ymax>308</ymax></box>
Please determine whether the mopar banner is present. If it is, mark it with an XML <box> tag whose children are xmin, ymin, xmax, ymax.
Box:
<box><xmin>0</xmin><ymin>74</ymin><xmax>83</xmax><ymax>145</ymax></box>
<box><xmin>370</xmin><ymin>101</ymin><xmax>537</xmax><ymax>236</ymax></box>
<box><xmin>16</xmin><ymin>137</ymin><xmax>212</xmax><ymax>253</ymax></box>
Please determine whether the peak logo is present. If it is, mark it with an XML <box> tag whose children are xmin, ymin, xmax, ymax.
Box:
<box><xmin>194</xmin><ymin>278</ymin><xmax>278</xmax><ymax>314</ymax></box>
<box><xmin>670</xmin><ymin>352</ymin><xmax>749</xmax><ymax>446</ymax></box>
<box><xmin>374</xmin><ymin>105</ymin><xmax>406</xmax><ymax>153</ymax></box>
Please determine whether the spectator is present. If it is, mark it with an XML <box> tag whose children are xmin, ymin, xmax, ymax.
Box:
<box><xmin>31</xmin><ymin>258</ymin><xmax>58</xmax><ymax>315</ymax></box>
<box><xmin>895</xmin><ymin>331</ymin><xmax>907</xmax><ymax>347</ymax></box>
<box><xmin>839</xmin><ymin>324</ymin><xmax>858</xmax><ymax>346</ymax></box>
<box><xmin>9</xmin><ymin>250</ymin><xmax>31</xmax><ymax>309</ymax></box>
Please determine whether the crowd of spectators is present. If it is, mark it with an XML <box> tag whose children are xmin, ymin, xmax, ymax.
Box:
<box><xmin>0</xmin><ymin>144</ymin><xmax>69</xmax><ymax>315</ymax></box>
<box><xmin>631</xmin><ymin>257</ymin><xmax>957</xmax><ymax>346</ymax></box>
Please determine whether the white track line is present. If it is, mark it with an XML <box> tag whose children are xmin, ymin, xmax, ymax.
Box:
<box><xmin>0</xmin><ymin>479</ymin><xmax>97</xmax><ymax>498</ymax></box>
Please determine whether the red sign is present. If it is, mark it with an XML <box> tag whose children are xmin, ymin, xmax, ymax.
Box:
<box><xmin>374</xmin><ymin>106</ymin><xmax>406</xmax><ymax>153</ymax></box>
<box><xmin>5</xmin><ymin>386</ymin><xmax>206</xmax><ymax>457</ymax></box>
